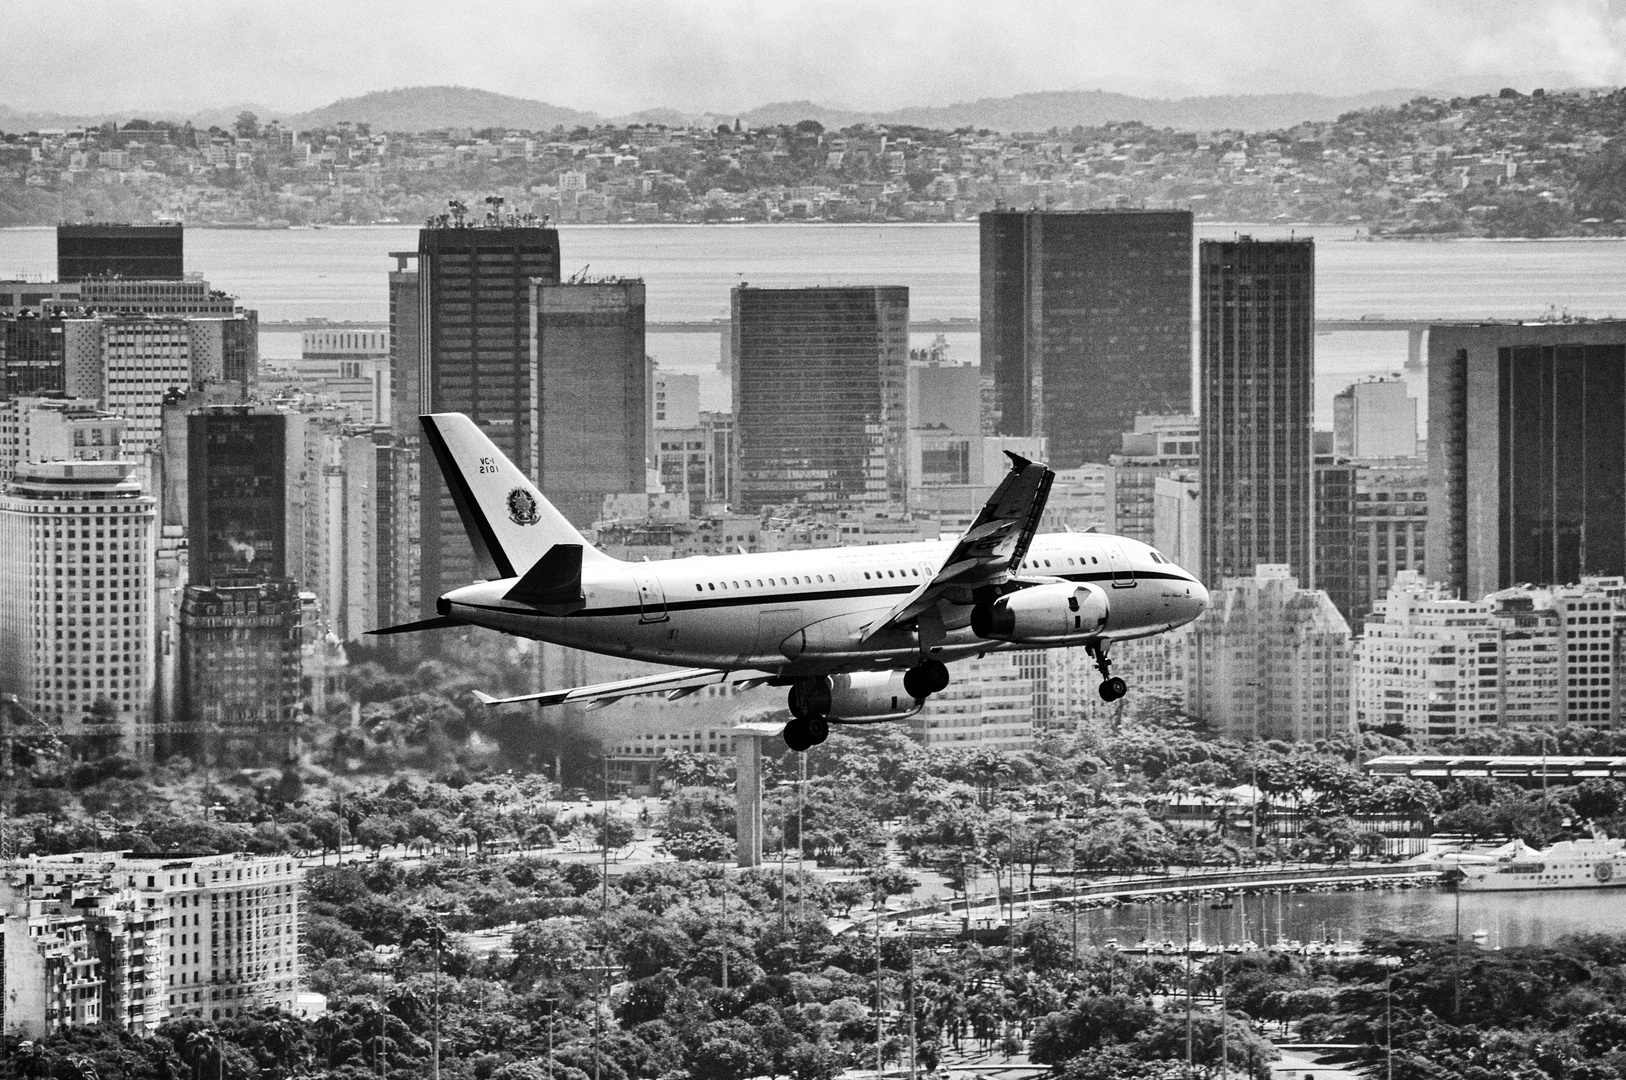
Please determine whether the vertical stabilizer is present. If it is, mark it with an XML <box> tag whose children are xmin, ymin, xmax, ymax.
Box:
<box><xmin>419</xmin><ymin>413</ymin><xmax>616</xmax><ymax>581</ymax></box>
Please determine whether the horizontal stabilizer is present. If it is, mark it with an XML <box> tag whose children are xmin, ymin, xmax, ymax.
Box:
<box><xmin>504</xmin><ymin>544</ymin><xmax>585</xmax><ymax>614</ymax></box>
<box><xmin>365</xmin><ymin>615</ymin><xmax>461</xmax><ymax>636</ymax></box>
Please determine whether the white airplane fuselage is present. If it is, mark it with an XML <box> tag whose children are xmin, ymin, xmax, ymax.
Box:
<box><xmin>442</xmin><ymin>531</ymin><xmax>1207</xmax><ymax>677</ymax></box>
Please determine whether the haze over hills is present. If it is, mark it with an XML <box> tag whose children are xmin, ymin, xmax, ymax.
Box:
<box><xmin>0</xmin><ymin>81</ymin><xmax>1587</xmax><ymax>137</ymax></box>
<box><xmin>286</xmin><ymin>86</ymin><xmax>597</xmax><ymax>133</ymax></box>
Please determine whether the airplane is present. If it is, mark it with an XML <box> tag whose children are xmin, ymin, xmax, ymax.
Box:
<box><xmin>371</xmin><ymin>413</ymin><xmax>1210</xmax><ymax>751</ymax></box>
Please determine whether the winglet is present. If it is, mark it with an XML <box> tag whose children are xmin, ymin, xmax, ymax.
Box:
<box><xmin>1003</xmin><ymin>449</ymin><xmax>1034</xmax><ymax>470</ymax></box>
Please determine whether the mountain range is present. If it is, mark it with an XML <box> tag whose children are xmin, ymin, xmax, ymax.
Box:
<box><xmin>0</xmin><ymin>82</ymin><xmax>1549</xmax><ymax>136</ymax></box>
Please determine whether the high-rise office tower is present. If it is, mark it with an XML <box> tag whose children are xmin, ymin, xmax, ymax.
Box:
<box><xmin>0</xmin><ymin>459</ymin><xmax>156</xmax><ymax>756</ymax></box>
<box><xmin>372</xmin><ymin>430</ymin><xmax>420</xmax><ymax>632</ymax></box>
<box><xmin>1199</xmin><ymin>237</ymin><xmax>1315</xmax><ymax>586</ymax></box>
<box><xmin>387</xmin><ymin>251</ymin><xmax>420</xmax><ymax>440</ymax></box>
<box><xmin>56</xmin><ymin>222</ymin><xmax>184</xmax><ymax>282</ymax></box>
<box><xmin>1427</xmin><ymin>321</ymin><xmax>1626</xmax><ymax>600</ymax></box>
<box><xmin>732</xmin><ymin>285</ymin><xmax>909</xmax><ymax>511</ymax></box>
<box><xmin>173</xmin><ymin>405</ymin><xmax>305</xmax><ymax>763</ymax></box>
<box><xmin>414</xmin><ymin>222</ymin><xmax>560</xmax><ymax>613</ymax></box>
<box><xmin>981</xmin><ymin>209</ymin><xmax>1193</xmax><ymax>468</ymax></box>
<box><xmin>186</xmin><ymin>406</ymin><xmax>304</xmax><ymax>587</ymax></box>
<box><xmin>532</xmin><ymin>278</ymin><xmax>649</xmax><ymax>527</ymax></box>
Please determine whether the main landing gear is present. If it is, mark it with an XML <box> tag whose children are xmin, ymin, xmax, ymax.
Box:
<box><xmin>1089</xmin><ymin>641</ymin><xmax>1128</xmax><ymax>702</ymax></box>
<box><xmin>783</xmin><ymin>715</ymin><xmax>828</xmax><ymax>753</ymax></box>
<box><xmin>786</xmin><ymin>677</ymin><xmax>832</xmax><ymax>752</ymax></box>
<box><xmin>903</xmin><ymin>658</ymin><xmax>950</xmax><ymax>699</ymax></box>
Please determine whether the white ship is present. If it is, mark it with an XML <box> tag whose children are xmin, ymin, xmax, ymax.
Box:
<box><xmin>1455</xmin><ymin>836</ymin><xmax>1626</xmax><ymax>891</ymax></box>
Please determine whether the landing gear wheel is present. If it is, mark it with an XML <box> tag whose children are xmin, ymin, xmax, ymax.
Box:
<box><xmin>783</xmin><ymin>717</ymin><xmax>814</xmax><ymax>752</ymax></box>
<box><xmin>1098</xmin><ymin>676</ymin><xmax>1128</xmax><ymax>702</ymax></box>
<box><xmin>903</xmin><ymin>659</ymin><xmax>950</xmax><ymax>699</ymax></box>
<box><xmin>804</xmin><ymin>716</ymin><xmax>829</xmax><ymax>746</ymax></box>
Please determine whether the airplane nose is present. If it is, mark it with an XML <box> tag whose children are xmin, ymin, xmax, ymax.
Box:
<box><xmin>1187</xmin><ymin>577</ymin><xmax>1210</xmax><ymax>617</ymax></box>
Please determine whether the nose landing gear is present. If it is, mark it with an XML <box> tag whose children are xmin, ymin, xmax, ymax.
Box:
<box><xmin>1089</xmin><ymin>641</ymin><xmax>1128</xmax><ymax>702</ymax></box>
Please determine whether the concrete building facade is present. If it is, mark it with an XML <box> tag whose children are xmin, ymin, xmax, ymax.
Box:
<box><xmin>1355</xmin><ymin>572</ymin><xmax>1626</xmax><ymax>741</ymax></box>
<box><xmin>0</xmin><ymin>460</ymin><xmax>156</xmax><ymax>756</ymax></box>
<box><xmin>1186</xmin><ymin>565</ymin><xmax>1351</xmax><ymax>742</ymax></box>
<box><xmin>1427</xmin><ymin>321</ymin><xmax>1626</xmax><ymax>601</ymax></box>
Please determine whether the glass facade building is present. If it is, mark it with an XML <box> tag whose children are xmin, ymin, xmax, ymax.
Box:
<box><xmin>980</xmin><ymin>209</ymin><xmax>1192</xmax><ymax>468</ymax></box>
<box><xmin>1427</xmin><ymin>321</ymin><xmax>1626</xmax><ymax>599</ymax></box>
<box><xmin>414</xmin><ymin>223</ymin><xmax>560</xmax><ymax>613</ymax></box>
<box><xmin>1199</xmin><ymin>237</ymin><xmax>1315</xmax><ymax>586</ymax></box>
<box><xmin>57</xmin><ymin>223</ymin><xmax>184</xmax><ymax>281</ymax></box>
<box><xmin>532</xmin><ymin>279</ymin><xmax>649</xmax><ymax>528</ymax></box>
<box><xmin>731</xmin><ymin>285</ymin><xmax>909</xmax><ymax>511</ymax></box>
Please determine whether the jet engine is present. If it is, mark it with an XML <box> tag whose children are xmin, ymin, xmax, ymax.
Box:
<box><xmin>789</xmin><ymin>671</ymin><xmax>924</xmax><ymax>723</ymax></box>
<box><xmin>970</xmin><ymin>582</ymin><xmax>1109</xmax><ymax>643</ymax></box>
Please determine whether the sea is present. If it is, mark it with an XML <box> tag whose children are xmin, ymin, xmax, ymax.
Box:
<box><xmin>6</xmin><ymin>222</ymin><xmax>1626</xmax><ymax>422</ymax></box>
<box><xmin>1071</xmin><ymin>884</ymin><xmax>1626</xmax><ymax>952</ymax></box>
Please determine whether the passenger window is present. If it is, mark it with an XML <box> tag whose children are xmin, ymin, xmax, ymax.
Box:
<box><xmin>708</xmin><ymin>583</ymin><xmax>716</xmax><ymax>590</ymax></box>
<box><xmin>864</xmin><ymin>572</ymin><xmax>871</xmax><ymax>579</ymax></box>
<box><xmin>696</xmin><ymin>584</ymin><xmax>703</xmax><ymax>592</ymax></box>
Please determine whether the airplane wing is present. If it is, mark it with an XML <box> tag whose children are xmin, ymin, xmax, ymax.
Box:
<box><xmin>862</xmin><ymin>451</ymin><xmax>1054</xmax><ymax>641</ymax></box>
<box><xmin>471</xmin><ymin>668</ymin><xmax>772</xmax><ymax>709</ymax></box>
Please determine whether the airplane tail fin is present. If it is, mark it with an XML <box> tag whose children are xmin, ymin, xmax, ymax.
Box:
<box><xmin>420</xmin><ymin>413</ymin><xmax>616</xmax><ymax>581</ymax></box>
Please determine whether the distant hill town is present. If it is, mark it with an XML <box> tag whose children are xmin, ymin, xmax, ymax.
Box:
<box><xmin>0</xmin><ymin>84</ymin><xmax>1445</xmax><ymax>136</ymax></box>
<box><xmin>2</xmin><ymin>84</ymin><xmax>1624</xmax><ymax>235</ymax></box>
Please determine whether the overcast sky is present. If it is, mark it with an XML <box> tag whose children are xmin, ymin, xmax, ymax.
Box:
<box><xmin>5</xmin><ymin>0</ymin><xmax>1626</xmax><ymax>117</ymax></box>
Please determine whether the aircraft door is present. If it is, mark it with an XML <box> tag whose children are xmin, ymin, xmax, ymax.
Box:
<box><xmin>634</xmin><ymin>571</ymin><xmax>668</xmax><ymax>623</ymax></box>
<box><xmin>1105</xmin><ymin>541</ymin><xmax>1137</xmax><ymax>588</ymax></box>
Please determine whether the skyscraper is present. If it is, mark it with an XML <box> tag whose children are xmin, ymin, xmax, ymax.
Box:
<box><xmin>414</xmin><ymin>221</ymin><xmax>560</xmax><ymax>613</ymax></box>
<box><xmin>532</xmin><ymin>278</ymin><xmax>649</xmax><ymax>527</ymax></box>
<box><xmin>387</xmin><ymin>251</ymin><xmax>419</xmax><ymax>441</ymax></box>
<box><xmin>732</xmin><ymin>285</ymin><xmax>909</xmax><ymax>511</ymax></box>
<box><xmin>980</xmin><ymin>209</ymin><xmax>1193</xmax><ymax>467</ymax></box>
<box><xmin>1199</xmin><ymin>237</ymin><xmax>1315</xmax><ymax>586</ymax></box>
<box><xmin>186</xmin><ymin>406</ymin><xmax>303</xmax><ymax>587</ymax></box>
<box><xmin>56</xmin><ymin>223</ymin><xmax>184</xmax><ymax>282</ymax></box>
<box><xmin>173</xmin><ymin>405</ymin><xmax>305</xmax><ymax>763</ymax></box>
<box><xmin>1426</xmin><ymin>321</ymin><xmax>1626</xmax><ymax>600</ymax></box>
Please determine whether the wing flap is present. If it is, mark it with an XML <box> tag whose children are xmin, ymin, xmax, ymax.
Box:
<box><xmin>470</xmin><ymin>667</ymin><xmax>731</xmax><ymax>708</ymax></box>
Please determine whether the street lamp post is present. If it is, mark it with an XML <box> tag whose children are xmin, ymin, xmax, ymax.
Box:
<box><xmin>429</xmin><ymin>909</ymin><xmax>452</xmax><ymax>1080</ymax></box>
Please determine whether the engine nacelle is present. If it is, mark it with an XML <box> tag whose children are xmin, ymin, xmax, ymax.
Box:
<box><xmin>970</xmin><ymin>582</ymin><xmax>1110</xmax><ymax>643</ymax></box>
<box><xmin>799</xmin><ymin>671</ymin><xmax>923</xmax><ymax>723</ymax></box>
